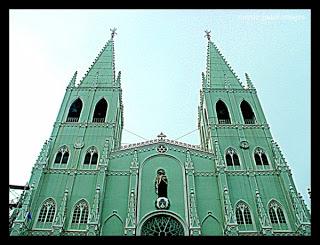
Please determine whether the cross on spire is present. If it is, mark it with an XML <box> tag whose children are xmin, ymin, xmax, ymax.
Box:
<box><xmin>204</xmin><ymin>30</ymin><xmax>211</xmax><ymax>41</ymax></box>
<box><xmin>110</xmin><ymin>28</ymin><xmax>117</xmax><ymax>40</ymax></box>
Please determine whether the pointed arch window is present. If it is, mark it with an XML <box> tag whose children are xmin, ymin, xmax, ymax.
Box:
<box><xmin>235</xmin><ymin>201</ymin><xmax>254</xmax><ymax>231</ymax></box>
<box><xmin>240</xmin><ymin>100</ymin><xmax>256</xmax><ymax>124</ymax></box>
<box><xmin>66</xmin><ymin>98</ymin><xmax>83</xmax><ymax>122</ymax></box>
<box><xmin>225</xmin><ymin>148</ymin><xmax>240</xmax><ymax>167</ymax></box>
<box><xmin>268</xmin><ymin>201</ymin><xmax>288</xmax><ymax>230</ymax></box>
<box><xmin>92</xmin><ymin>98</ymin><xmax>108</xmax><ymax>123</ymax></box>
<box><xmin>83</xmin><ymin>147</ymin><xmax>98</xmax><ymax>166</ymax></box>
<box><xmin>216</xmin><ymin>100</ymin><xmax>231</xmax><ymax>124</ymax></box>
<box><xmin>54</xmin><ymin>146</ymin><xmax>69</xmax><ymax>165</ymax></box>
<box><xmin>37</xmin><ymin>198</ymin><xmax>56</xmax><ymax>224</ymax></box>
<box><xmin>71</xmin><ymin>200</ymin><xmax>89</xmax><ymax>230</ymax></box>
<box><xmin>254</xmin><ymin>147</ymin><xmax>269</xmax><ymax>166</ymax></box>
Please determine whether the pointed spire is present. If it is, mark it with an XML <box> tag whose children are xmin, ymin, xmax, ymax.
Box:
<box><xmin>67</xmin><ymin>71</ymin><xmax>77</xmax><ymax>88</ymax></box>
<box><xmin>185</xmin><ymin>150</ymin><xmax>194</xmax><ymax>169</ymax></box>
<box><xmin>53</xmin><ymin>189</ymin><xmax>68</xmax><ymax>227</ymax></box>
<box><xmin>130</xmin><ymin>150</ymin><xmax>139</xmax><ymax>169</ymax></box>
<box><xmin>89</xmin><ymin>186</ymin><xmax>100</xmax><ymax>223</ymax></box>
<box><xmin>289</xmin><ymin>185</ymin><xmax>309</xmax><ymax>223</ymax></box>
<box><xmin>204</xmin><ymin>31</ymin><xmax>243</xmax><ymax>89</ymax></box>
<box><xmin>125</xmin><ymin>189</ymin><xmax>136</xmax><ymax>228</ymax></box>
<box><xmin>255</xmin><ymin>189</ymin><xmax>272</xmax><ymax>228</ymax></box>
<box><xmin>115</xmin><ymin>71</ymin><xmax>121</xmax><ymax>87</ymax></box>
<box><xmin>223</xmin><ymin>187</ymin><xmax>237</xmax><ymax>225</ymax></box>
<box><xmin>78</xmin><ymin>28</ymin><xmax>118</xmax><ymax>87</ymax></box>
<box><xmin>245</xmin><ymin>73</ymin><xmax>255</xmax><ymax>89</ymax></box>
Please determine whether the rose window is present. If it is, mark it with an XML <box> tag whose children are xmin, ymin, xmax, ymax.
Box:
<box><xmin>141</xmin><ymin>214</ymin><xmax>184</xmax><ymax>236</ymax></box>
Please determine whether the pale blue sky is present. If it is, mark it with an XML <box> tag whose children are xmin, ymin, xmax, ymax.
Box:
<box><xmin>9</xmin><ymin>10</ymin><xmax>310</xmax><ymax>207</ymax></box>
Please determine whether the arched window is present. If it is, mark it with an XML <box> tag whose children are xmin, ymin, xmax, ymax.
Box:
<box><xmin>254</xmin><ymin>148</ymin><xmax>269</xmax><ymax>166</ymax></box>
<box><xmin>269</xmin><ymin>201</ymin><xmax>287</xmax><ymax>229</ymax></box>
<box><xmin>235</xmin><ymin>201</ymin><xmax>253</xmax><ymax>230</ymax></box>
<box><xmin>216</xmin><ymin>100</ymin><xmax>231</xmax><ymax>124</ymax></box>
<box><xmin>54</xmin><ymin>146</ymin><xmax>69</xmax><ymax>165</ymax></box>
<box><xmin>37</xmin><ymin>198</ymin><xmax>56</xmax><ymax>224</ymax></box>
<box><xmin>225</xmin><ymin>148</ymin><xmax>240</xmax><ymax>167</ymax></box>
<box><xmin>66</xmin><ymin>98</ymin><xmax>82</xmax><ymax>122</ymax></box>
<box><xmin>92</xmin><ymin>98</ymin><xmax>108</xmax><ymax>123</ymax></box>
<box><xmin>71</xmin><ymin>200</ymin><xmax>89</xmax><ymax>229</ymax></box>
<box><xmin>240</xmin><ymin>100</ymin><xmax>256</xmax><ymax>124</ymax></box>
<box><xmin>83</xmin><ymin>147</ymin><xmax>98</xmax><ymax>166</ymax></box>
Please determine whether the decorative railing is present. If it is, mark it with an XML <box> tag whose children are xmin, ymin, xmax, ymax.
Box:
<box><xmin>119</xmin><ymin>138</ymin><xmax>211</xmax><ymax>153</ymax></box>
<box><xmin>218</xmin><ymin>119</ymin><xmax>231</xmax><ymax>124</ymax></box>
<box><xmin>66</xmin><ymin>117</ymin><xmax>79</xmax><ymax>122</ymax></box>
<box><xmin>92</xmin><ymin>118</ymin><xmax>105</xmax><ymax>123</ymax></box>
<box><xmin>244</xmin><ymin>119</ymin><xmax>255</xmax><ymax>124</ymax></box>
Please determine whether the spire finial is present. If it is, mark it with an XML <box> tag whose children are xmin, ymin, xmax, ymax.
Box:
<box><xmin>204</xmin><ymin>30</ymin><xmax>211</xmax><ymax>41</ymax></box>
<box><xmin>110</xmin><ymin>28</ymin><xmax>117</xmax><ymax>40</ymax></box>
<box><xmin>157</xmin><ymin>132</ymin><xmax>167</xmax><ymax>140</ymax></box>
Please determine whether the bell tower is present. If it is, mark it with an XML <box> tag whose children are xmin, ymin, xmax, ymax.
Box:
<box><xmin>198</xmin><ymin>30</ymin><xmax>310</xmax><ymax>235</ymax></box>
<box><xmin>10</xmin><ymin>28</ymin><xmax>124</xmax><ymax>236</ymax></box>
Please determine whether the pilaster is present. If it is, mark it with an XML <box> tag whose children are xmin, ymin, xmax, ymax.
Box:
<box><xmin>185</xmin><ymin>150</ymin><xmax>201</xmax><ymax>236</ymax></box>
<box><xmin>124</xmin><ymin>150</ymin><xmax>139</xmax><ymax>235</ymax></box>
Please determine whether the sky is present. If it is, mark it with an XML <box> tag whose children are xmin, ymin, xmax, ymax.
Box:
<box><xmin>9</xmin><ymin>10</ymin><xmax>310</xmax><ymax>208</ymax></box>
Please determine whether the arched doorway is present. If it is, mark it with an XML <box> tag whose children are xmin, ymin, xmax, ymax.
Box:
<box><xmin>140</xmin><ymin>214</ymin><xmax>184</xmax><ymax>236</ymax></box>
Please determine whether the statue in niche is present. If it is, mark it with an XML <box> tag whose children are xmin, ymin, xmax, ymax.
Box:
<box><xmin>155</xmin><ymin>169</ymin><xmax>169</xmax><ymax>209</ymax></box>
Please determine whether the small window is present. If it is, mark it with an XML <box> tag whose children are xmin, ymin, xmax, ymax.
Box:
<box><xmin>61</xmin><ymin>152</ymin><xmax>69</xmax><ymax>164</ymax></box>
<box><xmin>225</xmin><ymin>148</ymin><xmax>241</xmax><ymax>168</ymax></box>
<box><xmin>254</xmin><ymin>148</ymin><xmax>269</xmax><ymax>167</ymax></box>
<box><xmin>261</xmin><ymin>153</ymin><xmax>269</xmax><ymax>165</ymax></box>
<box><xmin>71</xmin><ymin>200</ymin><xmax>89</xmax><ymax>230</ymax></box>
<box><xmin>236</xmin><ymin>202</ymin><xmax>252</xmax><ymax>225</ymax></box>
<box><xmin>226</xmin><ymin>154</ymin><xmax>233</xmax><ymax>166</ymax></box>
<box><xmin>37</xmin><ymin>198</ymin><xmax>56</xmax><ymax>224</ymax></box>
<box><xmin>54</xmin><ymin>146</ymin><xmax>69</xmax><ymax>165</ymax></box>
<box><xmin>83</xmin><ymin>147</ymin><xmax>98</xmax><ymax>166</ymax></box>
<box><xmin>268</xmin><ymin>201</ymin><xmax>288</xmax><ymax>230</ymax></box>
<box><xmin>92</xmin><ymin>98</ymin><xmax>108</xmax><ymax>123</ymax></box>
<box><xmin>236</xmin><ymin>201</ymin><xmax>254</xmax><ymax>231</ymax></box>
<box><xmin>66</xmin><ymin>98</ymin><xmax>83</xmax><ymax>122</ymax></box>
<box><xmin>233</xmin><ymin>154</ymin><xmax>240</xmax><ymax>166</ymax></box>
<box><xmin>54</xmin><ymin>152</ymin><xmax>62</xmax><ymax>164</ymax></box>
<box><xmin>216</xmin><ymin>100</ymin><xmax>231</xmax><ymax>124</ymax></box>
<box><xmin>254</xmin><ymin>153</ymin><xmax>262</xmax><ymax>165</ymax></box>
<box><xmin>240</xmin><ymin>100</ymin><xmax>256</xmax><ymax>124</ymax></box>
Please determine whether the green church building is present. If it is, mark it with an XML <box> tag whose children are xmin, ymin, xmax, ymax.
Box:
<box><xmin>10</xmin><ymin>29</ymin><xmax>311</xmax><ymax>236</ymax></box>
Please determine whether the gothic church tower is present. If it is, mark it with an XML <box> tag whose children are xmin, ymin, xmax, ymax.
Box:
<box><xmin>198</xmin><ymin>31</ymin><xmax>311</xmax><ymax>235</ymax></box>
<box><xmin>10</xmin><ymin>29</ymin><xmax>123</xmax><ymax>236</ymax></box>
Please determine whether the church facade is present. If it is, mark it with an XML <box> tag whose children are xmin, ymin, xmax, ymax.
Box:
<box><xmin>10</xmin><ymin>30</ymin><xmax>311</xmax><ymax>236</ymax></box>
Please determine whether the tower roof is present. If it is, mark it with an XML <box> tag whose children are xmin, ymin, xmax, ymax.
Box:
<box><xmin>204</xmin><ymin>31</ymin><xmax>243</xmax><ymax>89</ymax></box>
<box><xmin>78</xmin><ymin>28</ymin><xmax>117</xmax><ymax>87</ymax></box>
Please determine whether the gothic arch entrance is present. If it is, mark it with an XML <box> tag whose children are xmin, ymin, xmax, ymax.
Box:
<box><xmin>140</xmin><ymin>214</ymin><xmax>185</xmax><ymax>236</ymax></box>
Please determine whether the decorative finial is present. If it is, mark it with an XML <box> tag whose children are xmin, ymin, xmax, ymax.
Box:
<box><xmin>157</xmin><ymin>132</ymin><xmax>167</xmax><ymax>140</ymax></box>
<box><xmin>110</xmin><ymin>28</ymin><xmax>117</xmax><ymax>40</ymax></box>
<box><xmin>204</xmin><ymin>30</ymin><xmax>211</xmax><ymax>41</ymax></box>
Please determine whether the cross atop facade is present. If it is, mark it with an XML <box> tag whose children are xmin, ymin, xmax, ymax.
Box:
<box><xmin>204</xmin><ymin>30</ymin><xmax>211</xmax><ymax>41</ymax></box>
<box><xmin>110</xmin><ymin>28</ymin><xmax>117</xmax><ymax>40</ymax></box>
<box><xmin>157</xmin><ymin>132</ymin><xmax>167</xmax><ymax>140</ymax></box>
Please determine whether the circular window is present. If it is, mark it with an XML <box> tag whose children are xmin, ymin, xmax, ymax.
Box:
<box><xmin>157</xmin><ymin>145</ymin><xmax>167</xmax><ymax>153</ymax></box>
<box><xmin>141</xmin><ymin>214</ymin><xmax>184</xmax><ymax>236</ymax></box>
